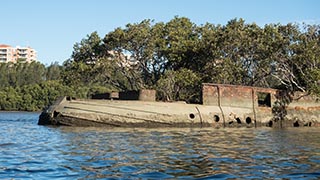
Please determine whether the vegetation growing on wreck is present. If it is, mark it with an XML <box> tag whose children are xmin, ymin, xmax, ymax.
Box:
<box><xmin>64</xmin><ymin>17</ymin><xmax>320</xmax><ymax>100</ymax></box>
<box><xmin>0</xmin><ymin>17</ymin><xmax>319</xmax><ymax>111</ymax></box>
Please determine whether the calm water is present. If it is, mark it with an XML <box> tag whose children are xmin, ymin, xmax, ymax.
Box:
<box><xmin>0</xmin><ymin>112</ymin><xmax>320</xmax><ymax>179</ymax></box>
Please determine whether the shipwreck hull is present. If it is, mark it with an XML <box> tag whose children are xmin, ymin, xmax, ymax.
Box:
<box><xmin>38</xmin><ymin>84</ymin><xmax>320</xmax><ymax>128</ymax></box>
<box><xmin>38</xmin><ymin>97</ymin><xmax>259</xmax><ymax>128</ymax></box>
<box><xmin>37</xmin><ymin>97</ymin><xmax>286</xmax><ymax>128</ymax></box>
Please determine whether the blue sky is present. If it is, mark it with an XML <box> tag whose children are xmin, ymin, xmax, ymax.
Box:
<box><xmin>1</xmin><ymin>0</ymin><xmax>319</xmax><ymax>65</ymax></box>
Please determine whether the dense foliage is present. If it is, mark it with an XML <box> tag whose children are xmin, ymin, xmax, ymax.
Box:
<box><xmin>64</xmin><ymin>17</ymin><xmax>320</xmax><ymax>100</ymax></box>
<box><xmin>1</xmin><ymin>17</ymin><xmax>319</xmax><ymax>111</ymax></box>
<box><xmin>0</xmin><ymin>62</ymin><xmax>109</xmax><ymax>111</ymax></box>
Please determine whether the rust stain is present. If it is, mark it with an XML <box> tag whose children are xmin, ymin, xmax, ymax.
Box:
<box><xmin>295</xmin><ymin>106</ymin><xmax>307</xmax><ymax>111</ymax></box>
<box><xmin>307</xmin><ymin>106</ymin><xmax>320</xmax><ymax>111</ymax></box>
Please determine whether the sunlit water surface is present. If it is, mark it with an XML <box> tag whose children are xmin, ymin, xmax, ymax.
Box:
<box><xmin>0</xmin><ymin>112</ymin><xmax>320</xmax><ymax>179</ymax></box>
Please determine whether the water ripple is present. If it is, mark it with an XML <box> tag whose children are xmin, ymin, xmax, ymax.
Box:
<box><xmin>1</xmin><ymin>112</ymin><xmax>320</xmax><ymax>179</ymax></box>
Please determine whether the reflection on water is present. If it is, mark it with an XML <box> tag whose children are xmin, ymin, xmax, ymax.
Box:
<box><xmin>0</xmin><ymin>112</ymin><xmax>320</xmax><ymax>179</ymax></box>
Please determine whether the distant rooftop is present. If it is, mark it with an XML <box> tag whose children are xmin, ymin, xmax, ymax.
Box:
<box><xmin>0</xmin><ymin>44</ymin><xmax>12</xmax><ymax>48</ymax></box>
<box><xmin>0</xmin><ymin>44</ymin><xmax>37</xmax><ymax>63</ymax></box>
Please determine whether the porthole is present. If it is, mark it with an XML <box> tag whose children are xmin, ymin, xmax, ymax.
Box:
<box><xmin>267</xmin><ymin>120</ymin><xmax>273</xmax><ymax>127</ymax></box>
<box><xmin>246</xmin><ymin>117</ymin><xmax>252</xmax><ymax>124</ymax></box>
<box><xmin>306</xmin><ymin>122</ymin><xmax>312</xmax><ymax>127</ymax></box>
<box><xmin>214</xmin><ymin>115</ymin><xmax>220</xmax><ymax>122</ymax></box>
<box><xmin>293</xmin><ymin>121</ymin><xmax>299</xmax><ymax>127</ymax></box>
<box><xmin>189</xmin><ymin>113</ymin><xmax>195</xmax><ymax>119</ymax></box>
<box><xmin>236</xmin><ymin>117</ymin><xmax>241</xmax><ymax>124</ymax></box>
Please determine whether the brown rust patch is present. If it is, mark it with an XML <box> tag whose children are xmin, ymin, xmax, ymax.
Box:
<box><xmin>307</xmin><ymin>106</ymin><xmax>320</xmax><ymax>111</ymax></box>
<box><xmin>294</xmin><ymin>106</ymin><xmax>307</xmax><ymax>111</ymax></box>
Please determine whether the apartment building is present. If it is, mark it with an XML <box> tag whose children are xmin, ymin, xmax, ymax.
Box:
<box><xmin>0</xmin><ymin>44</ymin><xmax>37</xmax><ymax>63</ymax></box>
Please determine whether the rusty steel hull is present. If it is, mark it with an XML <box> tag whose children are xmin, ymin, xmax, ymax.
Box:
<box><xmin>38</xmin><ymin>96</ymin><xmax>320</xmax><ymax>128</ymax></box>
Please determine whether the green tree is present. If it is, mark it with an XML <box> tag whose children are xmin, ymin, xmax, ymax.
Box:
<box><xmin>63</xmin><ymin>32</ymin><xmax>106</xmax><ymax>87</ymax></box>
<box><xmin>103</xmin><ymin>20</ymin><xmax>154</xmax><ymax>88</ymax></box>
<box><xmin>1</xmin><ymin>87</ymin><xmax>22</xmax><ymax>110</ymax></box>
<box><xmin>72</xmin><ymin>31</ymin><xmax>104</xmax><ymax>64</ymax></box>
<box><xmin>46</xmin><ymin>62</ymin><xmax>62</xmax><ymax>81</ymax></box>
<box><xmin>0</xmin><ymin>63</ymin><xmax>10</xmax><ymax>88</ymax></box>
<box><xmin>157</xmin><ymin>68</ymin><xmax>201</xmax><ymax>103</ymax></box>
<box><xmin>290</xmin><ymin>24</ymin><xmax>320</xmax><ymax>95</ymax></box>
<box><xmin>163</xmin><ymin>16</ymin><xmax>201</xmax><ymax>72</ymax></box>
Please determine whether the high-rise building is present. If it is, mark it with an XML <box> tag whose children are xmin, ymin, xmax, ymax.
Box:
<box><xmin>0</xmin><ymin>44</ymin><xmax>37</xmax><ymax>63</ymax></box>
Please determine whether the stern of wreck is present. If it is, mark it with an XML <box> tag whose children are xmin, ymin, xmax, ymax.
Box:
<box><xmin>202</xmin><ymin>83</ymin><xmax>320</xmax><ymax>128</ymax></box>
